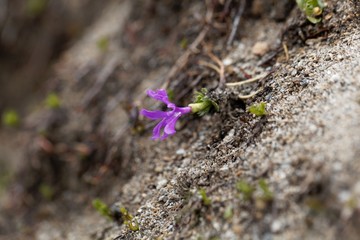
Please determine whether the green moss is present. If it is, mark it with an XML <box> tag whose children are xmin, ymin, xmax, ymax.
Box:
<box><xmin>97</xmin><ymin>36</ymin><xmax>110</xmax><ymax>52</ymax></box>
<box><xmin>26</xmin><ymin>0</ymin><xmax>48</xmax><ymax>17</ymax></box>
<box><xmin>2</xmin><ymin>109</ymin><xmax>20</xmax><ymax>127</ymax></box>
<box><xmin>92</xmin><ymin>199</ymin><xmax>112</xmax><ymax>220</ymax></box>
<box><xmin>45</xmin><ymin>93</ymin><xmax>61</xmax><ymax>109</ymax></box>
<box><xmin>248</xmin><ymin>102</ymin><xmax>267</xmax><ymax>116</ymax></box>
<box><xmin>198</xmin><ymin>188</ymin><xmax>211</xmax><ymax>206</ymax></box>
<box><xmin>120</xmin><ymin>207</ymin><xmax>139</xmax><ymax>231</ymax></box>
<box><xmin>236</xmin><ymin>180</ymin><xmax>254</xmax><ymax>201</ymax></box>
<box><xmin>180</xmin><ymin>37</ymin><xmax>188</xmax><ymax>49</ymax></box>
<box><xmin>258</xmin><ymin>179</ymin><xmax>273</xmax><ymax>201</ymax></box>
<box><xmin>39</xmin><ymin>183</ymin><xmax>54</xmax><ymax>200</ymax></box>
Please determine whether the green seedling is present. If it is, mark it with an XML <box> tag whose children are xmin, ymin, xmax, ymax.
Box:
<box><xmin>258</xmin><ymin>179</ymin><xmax>273</xmax><ymax>201</ymax></box>
<box><xmin>248</xmin><ymin>102</ymin><xmax>267</xmax><ymax>116</ymax></box>
<box><xmin>45</xmin><ymin>93</ymin><xmax>61</xmax><ymax>109</ymax></box>
<box><xmin>236</xmin><ymin>180</ymin><xmax>255</xmax><ymax>201</ymax></box>
<box><xmin>97</xmin><ymin>36</ymin><xmax>110</xmax><ymax>52</ymax></box>
<box><xmin>296</xmin><ymin>0</ymin><xmax>326</xmax><ymax>24</ymax></box>
<box><xmin>120</xmin><ymin>207</ymin><xmax>139</xmax><ymax>231</ymax></box>
<box><xmin>2</xmin><ymin>110</ymin><xmax>20</xmax><ymax>127</ymax></box>
<box><xmin>189</xmin><ymin>88</ymin><xmax>219</xmax><ymax>116</ymax></box>
<box><xmin>198</xmin><ymin>188</ymin><xmax>211</xmax><ymax>206</ymax></box>
<box><xmin>92</xmin><ymin>199</ymin><xmax>112</xmax><ymax>220</ymax></box>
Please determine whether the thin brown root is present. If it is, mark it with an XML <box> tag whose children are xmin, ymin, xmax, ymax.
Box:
<box><xmin>199</xmin><ymin>60</ymin><xmax>221</xmax><ymax>73</ymax></box>
<box><xmin>283</xmin><ymin>42</ymin><xmax>289</xmax><ymax>61</ymax></box>
<box><xmin>238</xmin><ymin>88</ymin><xmax>263</xmax><ymax>99</ymax></box>
<box><xmin>225</xmin><ymin>73</ymin><xmax>268</xmax><ymax>87</ymax></box>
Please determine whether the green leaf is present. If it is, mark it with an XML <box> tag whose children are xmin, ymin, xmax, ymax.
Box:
<box><xmin>248</xmin><ymin>102</ymin><xmax>267</xmax><ymax>116</ymax></box>
<box><xmin>296</xmin><ymin>0</ymin><xmax>325</xmax><ymax>24</ymax></box>
<box><xmin>189</xmin><ymin>88</ymin><xmax>219</xmax><ymax>116</ymax></box>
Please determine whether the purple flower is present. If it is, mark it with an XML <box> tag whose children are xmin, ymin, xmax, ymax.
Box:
<box><xmin>140</xmin><ymin>89</ymin><xmax>191</xmax><ymax>140</ymax></box>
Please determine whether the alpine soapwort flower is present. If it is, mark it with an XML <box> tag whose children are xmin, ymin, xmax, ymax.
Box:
<box><xmin>140</xmin><ymin>89</ymin><xmax>191</xmax><ymax>140</ymax></box>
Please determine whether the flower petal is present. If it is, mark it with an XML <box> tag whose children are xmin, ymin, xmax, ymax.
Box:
<box><xmin>177</xmin><ymin>106</ymin><xmax>192</xmax><ymax>114</ymax></box>
<box><xmin>152</xmin><ymin>118</ymin><xmax>167</xmax><ymax>140</ymax></box>
<box><xmin>140</xmin><ymin>109</ymin><xmax>167</xmax><ymax>120</ymax></box>
<box><xmin>164</xmin><ymin>113</ymin><xmax>181</xmax><ymax>135</ymax></box>
<box><xmin>146</xmin><ymin>89</ymin><xmax>170</xmax><ymax>105</ymax></box>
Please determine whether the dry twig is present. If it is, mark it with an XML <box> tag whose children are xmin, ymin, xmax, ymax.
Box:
<box><xmin>227</xmin><ymin>0</ymin><xmax>246</xmax><ymax>46</ymax></box>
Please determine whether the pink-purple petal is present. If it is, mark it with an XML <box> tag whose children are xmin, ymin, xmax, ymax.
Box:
<box><xmin>164</xmin><ymin>113</ymin><xmax>181</xmax><ymax>135</ymax></box>
<box><xmin>152</xmin><ymin>119</ymin><xmax>167</xmax><ymax>140</ymax></box>
<box><xmin>140</xmin><ymin>109</ymin><xmax>167</xmax><ymax>120</ymax></box>
<box><xmin>146</xmin><ymin>89</ymin><xmax>170</xmax><ymax>105</ymax></box>
<box><xmin>142</xmin><ymin>89</ymin><xmax>191</xmax><ymax>140</ymax></box>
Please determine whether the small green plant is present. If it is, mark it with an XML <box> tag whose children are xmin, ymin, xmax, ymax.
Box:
<box><xmin>258</xmin><ymin>179</ymin><xmax>273</xmax><ymax>201</ymax></box>
<box><xmin>296</xmin><ymin>0</ymin><xmax>326</xmax><ymax>24</ymax></box>
<box><xmin>248</xmin><ymin>102</ymin><xmax>267</xmax><ymax>116</ymax></box>
<box><xmin>198</xmin><ymin>188</ymin><xmax>211</xmax><ymax>206</ymax></box>
<box><xmin>92</xmin><ymin>199</ymin><xmax>112</xmax><ymax>220</ymax></box>
<box><xmin>39</xmin><ymin>183</ymin><xmax>54</xmax><ymax>200</ymax></box>
<box><xmin>223</xmin><ymin>206</ymin><xmax>233</xmax><ymax>220</ymax></box>
<box><xmin>180</xmin><ymin>37</ymin><xmax>188</xmax><ymax>49</ymax></box>
<box><xmin>45</xmin><ymin>93</ymin><xmax>61</xmax><ymax>109</ymax></box>
<box><xmin>26</xmin><ymin>0</ymin><xmax>48</xmax><ymax>17</ymax></box>
<box><xmin>236</xmin><ymin>180</ymin><xmax>254</xmax><ymax>201</ymax></box>
<box><xmin>97</xmin><ymin>36</ymin><xmax>110</xmax><ymax>52</ymax></box>
<box><xmin>120</xmin><ymin>207</ymin><xmax>139</xmax><ymax>231</ymax></box>
<box><xmin>189</xmin><ymin>88</ymin><xmax>219</xmax><ymax>116</ymax></box>
<box><xmin>2</xmin><ymin>110</ymin><xmax>20</xmax><ymax>127</ymax></box>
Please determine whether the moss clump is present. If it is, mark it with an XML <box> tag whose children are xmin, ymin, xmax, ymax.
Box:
<box><xmin>236</xmin><ymin>180</ymin><xmax>255</xmax><ymax>201</ymax></box>
<box><xmin>198</xmin><ymin>188</ymin><xmax>211</xmax><ymax>206</ymax></box>
<box><xmin>2</xmin><ymin>109</ymin><xmax>20</xmax><ymax>127</ymax></box>
<box><xmin>45</xmin><ymin>93</ymin><xmax>61</xmax><ymax>109</ymax></box>
<box><xmin>258</xmin><ymin>179</ymin><xmax>273</xmax><ymax>201</ymax></box>
<box><xmin>120</xmin><ymin>207</ymin><xmax>139</xmax><ymax>231</ymax></box>
<box><xmin>97</xmin><ymin>36</ymin><xmax>110</xmax><ymax>52</ymax></box>
<box><xmin>248</xmin><ymin>102</ymin><xmax>267</xmax><ymax>116</ymax></box>
<box><xmin>92</xmin><ymin>199</ymin><xmax>112</xmax><ymax>220</ymax></box>
<box><xmin>39</xmin><ymin>183</ymin><xmax>54</xmax><ymax>200</ymax></box>
<box><xmin>26</xmin><ymin>0</ymin><xmax>48</xmax><ymax>17</ymax></box>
